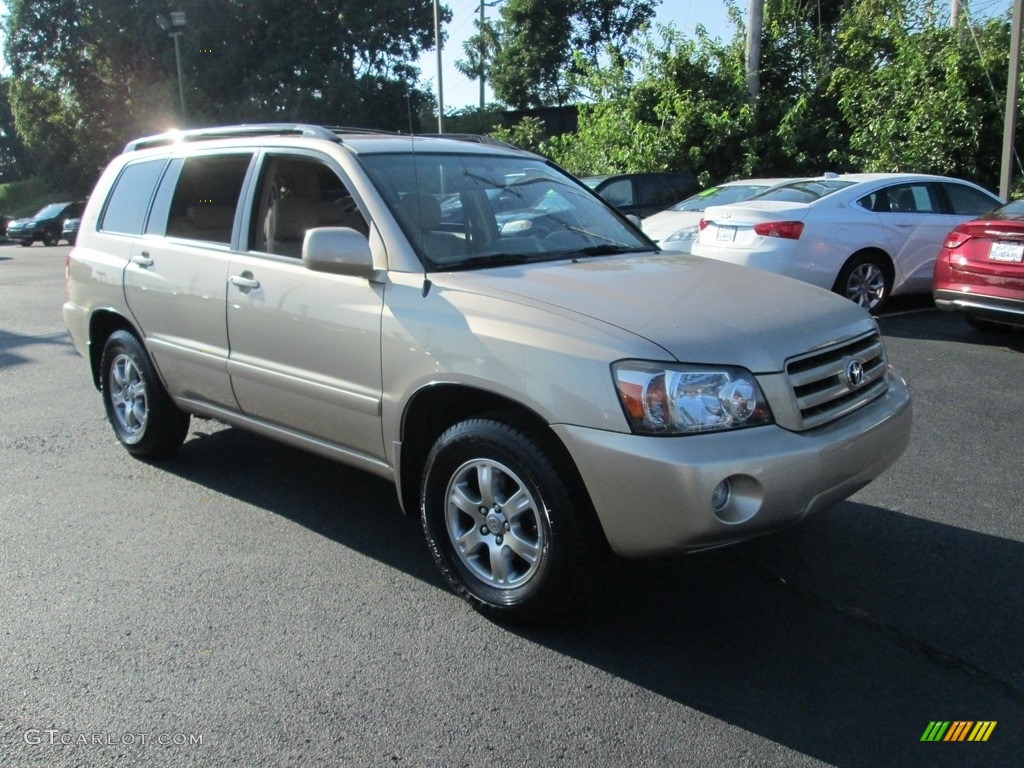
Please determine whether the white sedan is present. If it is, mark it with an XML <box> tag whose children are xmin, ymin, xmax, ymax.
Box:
<box><xmin>690</xmin><ymin>173</ymin><xmax>1002</xmax><ymax>311</ymax></box>
<box><xmin>642</xmin><ymin>178</ymin><xmax>794</xmax><ymax>253</ymax></box>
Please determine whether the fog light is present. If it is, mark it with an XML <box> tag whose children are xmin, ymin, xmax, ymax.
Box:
<box><xmin>711</xmin><ymin>480</ymin><xmax>731</xmax><ymax>512</ymax></box>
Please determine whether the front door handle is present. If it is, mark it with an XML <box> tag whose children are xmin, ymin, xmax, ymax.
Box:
<box><xmin>229</xmin><ymin>272</ymin><xmax>260</xmax><ymax>291</ymax></box>
<box><xmin>131</xmin><ymin>251</ymin><xmax>154</xmax><ymax>268</ymax></box>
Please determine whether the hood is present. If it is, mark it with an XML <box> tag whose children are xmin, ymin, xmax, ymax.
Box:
<box><xmin>442</xmin><ymin>254</ymin><xmax>874</xmax><ymax>373</ymax></box>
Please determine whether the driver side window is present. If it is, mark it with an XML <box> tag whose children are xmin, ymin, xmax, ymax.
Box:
<box><xmin>251</xmin><ymin>155</ymin><xmax>368</xmax><ymax>258</ymax></box>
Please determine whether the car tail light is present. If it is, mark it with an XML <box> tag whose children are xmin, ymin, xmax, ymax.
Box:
<box><xmin>752</xmin><ymin>220</ymin><xmax>803</xmax><ymax>239</ymax></box>
<box><xmin>942</xmin><ymin>228</ymin><xmax>972</xmax><ymax>249</ymax></box>
<box><xmin>698</xmin><ymin>218</ymin><xmax>708</xmax><ymax>231</ymax></box>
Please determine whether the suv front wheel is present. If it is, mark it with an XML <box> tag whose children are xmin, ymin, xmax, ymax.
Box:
<box><xmin>100</xmin><ymin>330</ymin><xmax>190</xmax><ymax>458</ymax></box>
<box><xmin>421</xmin><ymin>418</ymin><xmax>602</xmax><ymax>623</ymax></box>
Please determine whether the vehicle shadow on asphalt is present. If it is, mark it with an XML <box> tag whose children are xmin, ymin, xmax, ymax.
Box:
<box><xmin>0</xmin><ymin>328</ymin><xmax>77</xmax><ymax>370</ymax></box>
<box><xmin>523</xmin><ymin>506</ymin><xmax>1024</xmax><ymax>767</ymax></box>
<box><xmin>162</xmin><ymin>423</ymin><xmax>1023</xmax><ymax>767</ymax></box>
<box><xmin>879</xmin><ymin>304</ymin><xmax>1024</xmax><ymax>351</ymax></box>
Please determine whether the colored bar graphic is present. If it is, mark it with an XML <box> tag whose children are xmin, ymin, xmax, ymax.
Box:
<box><xmin>921</xmin><ymin>721</ymin><xmax>996</xmax><ymax>742</ymax></box>
<box><xmin>921</xmin><ymin>721</ymin><xmax>950</xmax><ymax>741</ymax></box>
<box><xmin>968</xmin><ymin>722</ymin><xmax>997</xmax><ymax>742</ymax></box>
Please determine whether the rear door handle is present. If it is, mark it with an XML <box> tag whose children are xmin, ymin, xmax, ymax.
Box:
<box><xmin>229</xmin><ymin>273</ymin><xmax>260</xmax><ymax>291</ymax></box>
<box><xmin>131</xmin><ymin>251</ymin><xmax>154</xmax><ymax>268</ymax></box>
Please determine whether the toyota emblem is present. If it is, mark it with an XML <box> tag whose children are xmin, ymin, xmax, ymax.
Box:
<box><xmin>844</xmin><ymin>358</ymin><xmax>865</xmax><ymax>388</ymax></box>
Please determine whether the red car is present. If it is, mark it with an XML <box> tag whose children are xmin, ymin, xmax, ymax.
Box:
<box><xmin>934</xmin><ymin>199</ymin><xmax>1024</xmax><ymax>330</ymax></box>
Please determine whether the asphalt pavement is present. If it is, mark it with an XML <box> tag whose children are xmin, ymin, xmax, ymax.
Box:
<box><xmin>1</xmin><ymin>243</ymin><xmax>1021</xmax><ymax>767</ymax></box>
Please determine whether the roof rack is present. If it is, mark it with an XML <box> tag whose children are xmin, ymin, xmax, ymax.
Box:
<box><xmin>124</xmin><ymin>123</ymin><xmax>522</xmax><ymax>153</ymax></box>
<box><xmin>123</xmin><ymin>123</ymin><xmax>346</xmax><ymax>152</ymax></box>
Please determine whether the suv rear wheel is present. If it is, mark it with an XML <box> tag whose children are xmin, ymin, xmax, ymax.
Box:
<box><xmin>421</xmin><ymin>418</ymin><xmax>602</xmax><ymax>623</ymax></box>
<box><xmin>100</xmin><ymin>330</ymin><xmax>190</xmax><ymax>458</ymax></box>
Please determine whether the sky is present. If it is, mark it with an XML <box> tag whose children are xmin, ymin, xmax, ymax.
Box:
<box><xmin>416</xmin><ymin>0</ymin><xmax>1016</xmax><ymax>111</ymax></box>
<box><xmin>416</xmin><ymin>0</ymin><xmax>740</xmax><ymax>111</ymax></box>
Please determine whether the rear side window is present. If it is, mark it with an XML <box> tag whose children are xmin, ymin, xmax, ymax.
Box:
<box><xmin>638</xmin><ymin>176</ymin><xmax>679</xmax><ymax>210</ymax></box>
<box><xmin>600</xmin><ymin>178</ymin><xmax>634</xmax><ymax>208</ymax></box>
<box><xmin>159</xmin><ymin>154</ymin><xmax>252</xmax><ymax>245</ymax></box>
<box><xmin>943</xmin><ymin>183</ymin><xmax>998</xmax><ymax>216</ymax></box>
<box><xmin>99</xmin><ymin>159</ymin><xmax>167</xmax><ymax>235</ymax></box>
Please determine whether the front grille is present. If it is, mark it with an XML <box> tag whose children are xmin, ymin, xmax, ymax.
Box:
<box><xmin>785</xmin><ymin>332</ymin><xmax>888</xmax><ymax>430</ymax></box>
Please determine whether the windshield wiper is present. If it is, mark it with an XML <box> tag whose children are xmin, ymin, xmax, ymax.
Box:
<box><xmin>443</xmin><ymin>253</ymin><xmax>556</xmax><ymax>271</ymax></box>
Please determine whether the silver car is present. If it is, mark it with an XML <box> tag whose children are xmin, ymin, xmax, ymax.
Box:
<box><xmin>64</xmin><ymin>125</ymin><xmax>912</xmax><ymax>622</ymax></box>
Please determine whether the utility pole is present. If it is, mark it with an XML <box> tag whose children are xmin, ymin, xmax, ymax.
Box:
<box><xmin>746</xmin><ymin>0</ymin><xmax>764</xmax><ymax>104</ymax></box>
<box><xmin>434</xmin><ymin>0</ymin><xmax>444</xmax><ymax>133</ymax></box>
<box><xmin>1001</xmin><ymin>0</ymin><xmax>1024</xmax><ymax>199</ymax></box>
<box><xmin>476</xmin><ymin>1</ymin><xmax>502</xmax><ymax>110</ymax></box>
<box><xmin>479</xmin><ymin>1</ymin><xmax>486</xmax><ymax>109</ymax></box>
<box><xmin>951</xmin><ymin>0</ymin><xmax>960</xmax><ymax>26</ymax></box>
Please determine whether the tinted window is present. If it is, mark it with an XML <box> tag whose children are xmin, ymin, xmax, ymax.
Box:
<box><xmin>99</xmin><ymin>159</ymin><xmax>167</xmax><ymax>235</ymax></box>
<box><xmin>600</xmin><ymin>179</ymin><xmax>634</xmax><ymax>208</ymax></box>
<box><xmin>250</xmin><ymin>154</ymin><xmax>368</xmax><ymax>258</ymax></box>
<box><xmin>637</xmin><ymin>176</ymin><xmax>678</xmax><ymax>210</ymax></box>
<box><xmin>885</xmin><ymin>184</ymin><xmax>936</xmax><ymax>213</ymax></box>
<box><xmin>671</xmin><ymin>185</ymin><xmax>767</xmax><ymax>212</ymax></box>
<box><xmin>750</xmin><ymin>179</ymin><xmax>853</xmax><ymax>203</ymax></box>
<box><xmin>162</xmin><ymin>154</ymin><xmax>252</xmax><ymax>244</ymax></box>
<box><xmin>943</xmin><ymin>183</ymin><xmax>999</xmax><ymax>216</ymax></box>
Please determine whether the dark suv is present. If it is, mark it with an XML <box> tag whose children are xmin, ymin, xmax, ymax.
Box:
<box><xmin>583</xmin><ymin>172</ymin><xmax>699</xmax><ymax>218</ymax></box>
<box><xmin>7</xmin><ymin>201</ymin><xmax>85</xmax><ymax>246</ymax></box>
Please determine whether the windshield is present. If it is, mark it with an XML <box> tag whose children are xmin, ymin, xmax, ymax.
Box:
<box><xmin>33</xmin><ymin>203</ymin><xmax>68</xmax><ymax>219</ymax></box>
<box><xmin>670</xmin><ymin>184</ymin><xmax>770</xmax><ymax>212</ymax></box>
<box><xmin>359</xmin><ymin>153</ymin><xmax>653</xmax><ymax>270</ymax></box>
<box><xmin>748</xmin><ymin>179</ymin><xmax>854</xmax><ymax>204</ymax></box>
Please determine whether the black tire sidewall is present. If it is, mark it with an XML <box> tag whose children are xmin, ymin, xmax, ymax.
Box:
<box><xmin>421</xmin><ymin>419</ymin><xmax>581</xmax><ymax>622</ymax></box>
<box><xmin>835</xmin><ymin>254</ymin><xmax>892</xmax><ymax>313</ymax></box>
<box><xmin>100</xmin><ymin>330</ymin><xmax>189</xmax><ymax>458</ymax></box>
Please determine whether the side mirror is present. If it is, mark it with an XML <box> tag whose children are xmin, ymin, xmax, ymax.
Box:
<box><xmin>302</xmin><ymin>228</ymin><xmax>375</xmax><ymax>278</ymax></box>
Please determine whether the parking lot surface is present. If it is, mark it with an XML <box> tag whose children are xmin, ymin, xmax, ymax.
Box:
<box><xmin>1</xmin><ymin>244</ymin><xmax>1021</xmax><ymax>767</ymax></box>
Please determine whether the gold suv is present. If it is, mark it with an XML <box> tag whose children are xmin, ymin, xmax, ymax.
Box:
<box><xmin>64</xmin><ymin>125</ymin><xmax>912</xmax><ymax>622</ymax></box>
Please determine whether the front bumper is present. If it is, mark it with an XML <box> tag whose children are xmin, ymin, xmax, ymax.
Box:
<box><xmin>553</xmin><ymin>369</ymin><xmax>912</xmax><ymax>557</ymax></box>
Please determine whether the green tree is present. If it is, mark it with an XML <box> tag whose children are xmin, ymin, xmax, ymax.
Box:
<box><xmin>542</xmin><ymin>26</ymin><xmax>753</xmax><ymax>183</ymax></box>
<box><xmin>832</xmin><ymin>0</ymin><xmax>1012</xmax><ymax>191</ymax></box>
<box><xmin>751</xmin><ymin>0</ymin><xmax>855</xmax><ymax>174</ymax></box>
<box><xmin>489</xmin><ymin>0</ymin><xmax>657</xmax><ymax>108</ymax></box>
<box><xmin>3</xmin><ymin>0</ymin><xmax>441</xmax><ymax>188</ymax></box>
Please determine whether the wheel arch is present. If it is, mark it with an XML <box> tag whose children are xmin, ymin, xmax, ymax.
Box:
<box><xmin>842</xmin><ymin>247</ymin><xmax>896</xmax><ymax>284</ymax></box>
<box><xmin>396</xmin><ymin>384</ymin><xmax>601</xmax><ymax>536</ymax></box>
<box><xmin>87</xmin><ymin>310</ymin><xmax>141</xmax><ymax>390</ymax></box>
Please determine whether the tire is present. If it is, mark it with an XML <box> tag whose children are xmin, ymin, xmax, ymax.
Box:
<box><xmin>100</xmin><ymin>330</ymin><xmax>190</xmax><ymax>458</ymax></box>
<box><xmin>42</xmin><ymin>231</ymin><xmax>59</xmax><ymax>247</ymax></box>
<box><xmin>833</xmin><ymin>253</ymin><xmax>892</xmax><ymax>314</ymax></box>
<box><xmin>18</xmin><ymin>239</ymin><xmax>32</xmax><ymax>247</ymax></box>
<box><xmin>420</xmin><ymin>418</ymin><xmax>602</xmax><ymax>623</ymax></box>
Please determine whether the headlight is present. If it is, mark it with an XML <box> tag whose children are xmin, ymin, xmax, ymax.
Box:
<box><xmin>613</xmin><ymin>361</ymin><xmax>773</xmax><ymax>435</ymax></box>
<box><xmin>665</xmin><ymin>225</ymin><xmax>699</xmax><ymax>243</ymax></box>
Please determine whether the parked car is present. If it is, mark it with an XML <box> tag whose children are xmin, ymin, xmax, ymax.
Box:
<box><xmin>691</xmin><ymin>173</ymin><xmax>1002</xmax><ymax>312</ymax></box>
<box><xmin>582</xmin><ymin>172</ymin><xmax>700</xmax><ymax>219</ymax></box>
<box><xmin>934</xmin><ymin>199</ymin><xmax>1024</xmax><ymax>330</ymax></box>
<box><xmin>642</xmin><ymin>178</ymin><xmax>795</xmax><ymax>253</ymax></box>
<box><xmin>6</xmin><ymin>201</ymin><xmax>85</xmax><ymax>246</ymax></box>
<box><xmin>64</xmin><ymin>125</ymin><xmax>911</xmax><ymax>623</ymax></box>
<box><xmin>62</xmin><ymin>217</ymin><xmax>81</xmax><ymax>246</ymax></box>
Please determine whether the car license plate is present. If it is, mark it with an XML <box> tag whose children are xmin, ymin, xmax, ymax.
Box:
<box><xmin>716</xmin><ymin>225</ymin><xmax>737</xmax><ymax>242</ymax></box>
<box><xmin>989</xmin><ymin>242</ymin><xmax>1024</xmax><ymax>263</ymax></box>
